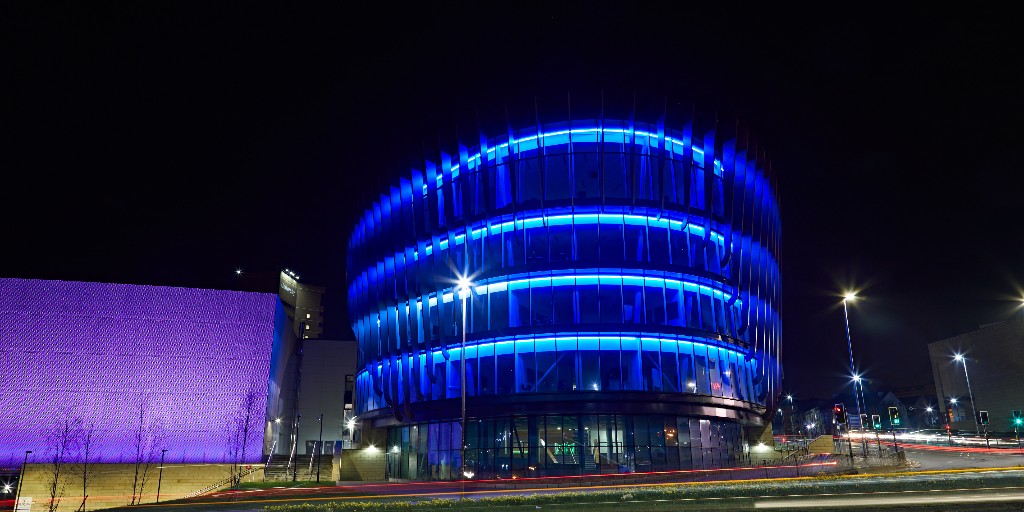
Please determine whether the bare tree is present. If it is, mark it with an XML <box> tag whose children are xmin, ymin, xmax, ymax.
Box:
<box><xmin>44</xmin><ymin>417</ymin><xmax>83</xmax><ymax>512</ymax></box>
<box><xmin>129</xmin><ymin>398</ymin><xmax>164</xmax><ymax>506</ymax></box>
<box><xmin>226</xmin><ymin>385</ymin><xmax>260</xmax><ymax>487</ymax></box>
<box><xmin>73</xmin><ymin>423</ymin><xmax>97</xmax><ymax>512</ymax></box>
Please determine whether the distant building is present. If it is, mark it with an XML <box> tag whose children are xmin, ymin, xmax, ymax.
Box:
<box><xmin>928</xmin><ymin>314</ymin><xmax>1024</xmax><ymax>432</ymax></box>
<box><xmin>264</xmin><ymin>270</ymin><xmax>359</xmax><ymax>464</ymax></box>
<box><xmin>265</xmin><ymin>339</ymin><xmax>358</xmax><ymax>458</ymax></box>
<box><xmin>278</xmin><ymin>269</ymin><xmax>325</xmax><ymax>339</ymax></box>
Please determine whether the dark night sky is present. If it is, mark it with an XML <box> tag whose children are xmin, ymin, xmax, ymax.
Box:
<box><xmin>5</xmin><ymin>3</ymin><xmax>1024</xmax><ymax>400</ymax></box>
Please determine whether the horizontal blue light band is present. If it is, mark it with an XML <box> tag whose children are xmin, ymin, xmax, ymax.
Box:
<box><xmin>354</xmin><ymin>207</ymin><xmax>729</xmax><ymax>295</ymax></box>
<box><xmin>436</xmin><ymin>126</ymin><xmax>722</xmax><ymax>194</ymax></box>
<box><xmin>361</xmin><ymin>332</ymin><xmax>749</xmax><ymax>375</ymax></box>
<box><xmin>351</xmin><ymin>123</ymin><xmax>736</xmax><ymax>247</ymax></box>
<box><xmin>361</xmin><ymin>269</ymin><xmax>740</xmax><ymax>325</ymax></box>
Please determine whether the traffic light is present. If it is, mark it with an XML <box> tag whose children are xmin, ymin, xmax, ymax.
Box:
<box><xmin>833</xmin><ymin>403</ymin><xmax>848</xmax><ymax>425</ymax></box>
<box><xmin>1013</xmin><ymin>410</ymin><xmax>1022</xmax><ymax>427</ymax></box>
<box><xmin>978</xmin><ymin>410</ymin><xmax>989</xmax><ymax>425</ymax></box>
<box><xmin>860</xmin><ymin>414</ymin><xmax>869</xmax><ymax>430</ymax></box>
<box><xmin>871</xmin><ymin>414</ymin><xmax>882</xmax><ymax>430</ymax></box>
<box><xmin>888</xmin><ymin>406</ymin><xmax>901</xmax><ymax>427</ymax></box>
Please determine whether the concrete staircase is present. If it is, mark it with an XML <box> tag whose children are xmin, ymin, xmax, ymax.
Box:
<box><xmin>264</xmin><ymin>454</ymin><xmax>333</xmax><ymax>482</ymax></box>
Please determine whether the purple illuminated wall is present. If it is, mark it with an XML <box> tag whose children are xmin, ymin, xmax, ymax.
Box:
<box><xmin>0</xmin><ymin>278</ymin><xmax>276</xmax><ymax>466</ymax></box>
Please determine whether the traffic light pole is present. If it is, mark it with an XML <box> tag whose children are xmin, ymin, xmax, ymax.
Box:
<box><xmin>983</xmin><ymin>424</ymin><xmax>990</xmax><ymax>449</ymax></box>
<box><xmin>1016</xmin><ymin>426</ymin><xmax>1021</xmax><ymax>454</ymax></box>
<box><xmin>891</xmin><ymin>427</ymin><xmax>899</xmax><ymax>452</ymax></box>
<box><xmin>845</xmin><ymin>425</ymin><xmax>854</xmax><ymax>464</ymax></box>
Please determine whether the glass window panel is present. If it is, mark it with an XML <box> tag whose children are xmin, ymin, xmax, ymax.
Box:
<box><xmin>645</xmin><ymin>282</ymin><xmax>666</xmax><ymax>325</ymax></box>
<box><xmin>689</xmin><ymin>234</ymin><xmax>706</xmax><ymax>270</ymax></box>
<box><xmin>489</xmin><ymin>286</ymin><xmax>508</xmax><ymax>330</ymax></box>
<box><xmin>666</xmin><ymin>282</ymin><xmax>683</xmax><ymax>327</ymax></box>
<box><xmin>706</xmin><ymin>241</ymin><xmax>721</xmax><ymax>274</ymax></box>
<box><xmin>549</xmin><ymin>224</ymin><xmax>572</xmax><ymax>262</ymax></box>
<box><xmin>624</xmin><ymin>224</ymin><xmax>646</xmax><ymax>263</ymax></box>
<box><xmin>472</xmin><ymin>290</ymin><xmax>487</xmax><ymax>335</ymax></box>
<box><xmin>599</xmin><ymin>279</ymin><xmax>623</xmax><ymax>323</ymax></box>
<box><xmin>526</xmin><ymin>224</ymin><xmax>548</xmax><ymax>264</ymax></box>
<box><xmin>661</xmin><ymin>341</ymin><xmax>679</xmax><ymax>392</ymax></box>
<box><xmin>649</xmin><ymin>224</ymin><xmax>670</xmax><ymax>264</ymax></box>
<box><xmin>478</xmin><ymin>343</ymin><xmax>495</xmax><ymax>396</ymax></box>
<box><xmin>505</xmin><ymin>225</ymin><xmax>524</xmax><ymax>268</ymax></box>
<box><xmin>462</xmin><ymin>348</ymin><xmax>477</xmax><ymax>400</ymax></box>
<box><xmin>580</xmin><ymin>344</ymin><xmax>600</xmax><ymax>392</ymax></box>
<box><xmin>552</xmin><ymin>285</ymin><xmax>574</xmax><ymax>325</ymax></box>
<box><xmin>447</xmin><ymin>359</ymin><xmax>462</xmax><ymax>399</ymax></box>
<box><xmin>598</xmin><ymin>223</ymin><xmax>624</xmax><ymax>264</ymax></box>
<box><xmin>699</xmin><ymin>292</ymin><xmax>716</xmax><ymax>332</ymax></box>
<box><xmin>432</xmin><ymin>358</ymin><xmax>446</xmax><ymax>400</ymax></box>
<box><xmin>516</xmin><ymin>340</ymin><xmax>536</xmax><ymax>393</ymax></box>
<box><xmin>574</xmin><ymin>152</ymin><xmax>600</xmax><ymax>200</ymax></box>
<box><xmin>556</xmin><ymin>339</ymin><xmax>577</xmax><ymax>391</ymax></box>
<box><xmin>496</xmin><ymin>345</ymin><xmax>514</xmax><ymax>395</ymax></box>
<box><xmin>545</xmin><ymin>154</ymin><xmax>571</xmax><ymax>201</ymax></box>
<box><xmin>620</xmin><ymin>337</ymin><xmax>641</xmax><ymax>391</ymax></box>
<box><xmin>684</xmin><ymin>289</ymin><xmax>701</xmax><ymax>329</ymax></box>
<box><xmin>510</xmin><ymin>282</ymin><xmax>530</xmax><ymax>327</ymax></box>
<box><xmin>671</xmin><ymin>228</ymin><xmax>689</xmax><ymax>268</ymax></box>
<box><xmin>622</xmin><ymin>280</ymin><xmax>644</xmax><ymax>324</ymax></box>
<box><xmin>536</xmin><ymin>339</ymin><xmax>557</xmax><ymax>393</ymax></box>
<box><xmin>637</xmin><ymin>155</ymin><xmax>655</xmax><ymax>201</ymax></box>
<box><xmin>713</xmin><ymin>176</ymin><xmax>725</xmax><ymax>217</ymax></box>
<box><xmin>575</xmin><ymin>223</ymin><xmax>600</xmax><ymax>265</ymax></box>
<box><xmin>484</xmin><ymin>225</ymin><xmax>503</xmax><ymax>269</ymax></box>
<box><xmin>690</xmin><ymin>168</ymin><xmax>705</xmax><ymax>210</ymax></box>
<box><xmin>531</xmin><ymin>281</ymin><xmax>553</xmax><ymax>326</ymax></box>
<box><xmin>577</xmin><ymin>284</ymin><xmax>600</xmax><ymax>324</ymax></box>
<box><xmin>517</xmin><ymin>157</ymin><xmax>542</xmax><ymax>206</ymax></box>
<box><xmin>600</xmin><ymin>338</ymin><xmax>621</xmax><ymax>391</ymax></box>
<box><xmin>713</xmin><ymin>296</ymin><xmax>727</xmax><ymax>335</ymax></box>
<box><xmin>693</xmin><ymin>344</ymin><xmax>710</xmax><ymax>395</ymax></box>
<box><xmin>642</xmin><ymin>347</ymin><xmax>661</xmax><ymax>392</ymax></box>
<box><xmin>708</xmin><ymin>349</ymin><xmax>722</xmax><ymax>397</ymax></box>
<box><xmin>604</xmin><ymin>152</ymin><xmax>628</xmax><ymax>199</ymax></box>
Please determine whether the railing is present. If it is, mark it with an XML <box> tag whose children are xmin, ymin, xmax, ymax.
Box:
<box><xmin>181</xmin><ymin>465</ymin><xmax>263</xmax><ymax>500</ymax></box>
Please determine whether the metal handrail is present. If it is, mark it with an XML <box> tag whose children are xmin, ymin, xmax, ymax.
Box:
<box><xmin>181</xmin><ymin>465</ymin><xmax>263</xmax><ymax>500</ymax></box>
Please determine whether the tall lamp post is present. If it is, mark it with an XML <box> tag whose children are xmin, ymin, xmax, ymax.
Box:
<box><xmin>953</xmin><ymin>354</ymin><xmax>980</xmax><ymax>435</ymax></box>
<box><xmin>842</xmin><ymin>292</ymin><xmax>867</xmax><ymax>456</ymax></box>
<box><xmin>292</xmin><ymin>414</ymin><xmax>301</xmax><ymax>482</ymax></box>
<box><xmin>156</xmin><ymin>449</ymin><xmax>167</xmax><ymax>503</ymax></box>
<box><xmin>316</xmin><ymin>414</ymin><xmax>323</xmax><ymax>483</ymax></box>
<box><xmin>14</xmin><ymin>451</ymin><xmax>31</xmax><ymax>512</ymax></box>
<box><xmin>457</xmin><ymin>277</ymin><xmax>471</xmax><ymax>485</ymax></box>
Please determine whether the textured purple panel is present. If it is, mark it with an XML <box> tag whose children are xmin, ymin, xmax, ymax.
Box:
<box><xmin>0</xmin><ymin>278</ymin><xmax>276</xmax><ymax>466</ymax></box>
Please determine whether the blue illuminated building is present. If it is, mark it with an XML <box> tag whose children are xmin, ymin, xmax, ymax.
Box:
<box><xmin>347</xmin><ymin>115</ymin><xmax>781</xmax><ymax>480</ymax></box>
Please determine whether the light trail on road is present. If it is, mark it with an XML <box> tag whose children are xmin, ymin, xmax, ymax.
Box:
<box><xmin>755</xmin><ymin>487</ymin><xmax>1024</xmax><ymax>509</ymax></box>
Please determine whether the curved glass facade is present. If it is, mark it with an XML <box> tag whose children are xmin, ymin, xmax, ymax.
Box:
<box><xmin>347</xmin><ymin>118</ymin><xmax>781</xmax><ymax>478</ymax></box>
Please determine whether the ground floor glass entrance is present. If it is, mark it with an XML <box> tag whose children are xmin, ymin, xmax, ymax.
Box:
<box><xmin>384</xmin><ymin>414</ymin><xmax>747</xmax><ymax>480</ymax></box>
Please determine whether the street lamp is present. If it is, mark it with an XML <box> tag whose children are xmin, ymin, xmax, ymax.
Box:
<box><xmin>316</xmin><ymin>414</ymin><xmax>323</xmax><ymax>483</ymax></box>
<box><xmin>457</xmin><ymin>276</ymin><xmax>472</xmax><ymax>483</ymax></box>
<box><xmin>156</xmin><ymin>449</ymin><xmax>167</xmax><ymax>503</ymax></box>
<box><xmin>14</xmin><ymin>451</ymin><xmax>31</xmax><ymax>512</ymax></box>
<box><xmin>953</xmin><ymin>354</ymin><xmax>980</xmax><ymax>435</ymax></box>
<box><xmin>842</xmin><ymin>292</ymin><xmax>867</xmax><ymax>456</ymax></box>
